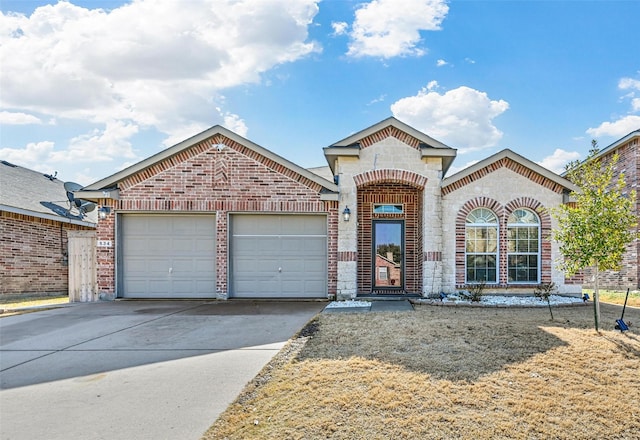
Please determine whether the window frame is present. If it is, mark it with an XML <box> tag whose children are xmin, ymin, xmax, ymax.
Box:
<box><xmin>373</xmin><ymin>204</ymin><xmax>404</xmax><ymax>214</ymax></box>
<box><xmin>465</xmin><ymin>208</ymin><xmax>499</xmax><ymax>284</ymax></box>
<box><xmin>506</xmin><ymin>208</ymin><xmax>541</xmax><ymax>284</ymax></box>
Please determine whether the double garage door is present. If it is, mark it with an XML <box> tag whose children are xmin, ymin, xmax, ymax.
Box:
<box><xmin>120</xmin><ymin>214</ymin><xmax>327</xmax><ymax>299</ymax></box>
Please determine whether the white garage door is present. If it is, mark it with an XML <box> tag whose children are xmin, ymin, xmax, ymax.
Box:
<box><xmin>230</xmin><ymin>214</ymin><xmax>327</xmax><ymax>298</ymax></box>
<box><xmin>120</xmin><ymin>214</ymin><xmax>216</xmax><ymax>298</ymax></box>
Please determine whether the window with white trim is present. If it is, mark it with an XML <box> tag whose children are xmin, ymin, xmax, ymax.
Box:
<box><xmin>507</xmin><ymin>208</ymin><xmax>540</xmax><ymax>283</ymax></box>
<box><xmin>465</xmin><ymin>208</ymin><xmax>498</xmax><ymax>283</ymax></box>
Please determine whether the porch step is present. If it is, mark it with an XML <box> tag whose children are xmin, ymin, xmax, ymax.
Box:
<box><xmin>356</xmin><ymin>294</ymin><xmax>421</xmax><ymax>300</ymax></box>
<box><xmin>323</xmin><ymin>299</ymin><xmax>414</xmax><ymax>313</ymax></box>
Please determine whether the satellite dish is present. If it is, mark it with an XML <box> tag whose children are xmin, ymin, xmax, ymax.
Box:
<box><xmin>63</xmin><ymin>181</ymin><xmax>96</xmax><ymax>218</ymax></box>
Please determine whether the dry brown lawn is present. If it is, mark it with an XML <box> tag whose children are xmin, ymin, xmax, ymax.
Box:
<box><xmin>0</xmin><ymin>294</ymin><xmax>68</xmax><ymax>317</ymax></box>
<box><xmin>204</xmin><ymin>303</ymin><xmax>640</xmax><ymax>440</ymax></box>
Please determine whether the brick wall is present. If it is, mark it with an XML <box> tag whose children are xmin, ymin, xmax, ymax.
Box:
<box><xmin>96</xmin><ymin>133</ymin><xmax>338</xmax><ymax>297</ymax></box>
<box><xmin>357</xmin><ymin>183</ymin><xmax>423</xmax><ymax>294</ymax></box>
<box><xmin>582</xmin><ymin>136</ymin><xmax>640</xmax><ymax>289</ymax></box>
<box><xmin>441</xmin><ymin>165</ymin><xmax>580</xmax><ymax>295</ymax></box>
<box><xmin>453</xmin><ymin>197</ymin><xmax>552</xmax><ymax>288</ymax></box>
<box><xmin>0</xmin><ymin>210</ymin><xmax>94</xmax><ymax>295</ymax></box>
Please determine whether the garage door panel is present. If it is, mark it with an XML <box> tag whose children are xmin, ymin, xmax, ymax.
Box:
<box><xmin>172</xmin><ymin>238</ymin><xmax>197</xmax><ymax>253</ymax></box>
<box><xmin>231</xmin><ymin>214</ymin><xmax>327</xmax><ymax>298</ymax></box>
<box><xmin>148</xmin><ymin>279</ymin><xmax>169</xmax><ymax>293</ymax></box>
<box><xmin>148</xmin><ymin>238</ymin><xmax>172</xmax><ymax>254</ymax></box>
<box><xmin>121</xmin><ymin>215</ymin><xmax>216</xmax><ymax>299</ymax></box>
<box><xmin>196</xmin><ymin>239</ymin><xmax>215</xmax><ymax>252</ymax></box>
<box><xmin>194</xmin><ymin>259</ymin><xmax>215</xmax><ymax>272</ymax></box>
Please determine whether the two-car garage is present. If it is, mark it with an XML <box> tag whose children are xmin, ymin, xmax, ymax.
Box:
<box><xmin>119</xmin><ymin>214</ymin><xmax>327</xmax><ymax>299</ymax></box>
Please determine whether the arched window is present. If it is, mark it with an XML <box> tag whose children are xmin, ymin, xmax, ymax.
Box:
<box><xmin>465</xmin><ymin>208</ymin><xmax>498</xmax><ymax>283</ymax></box>
<box><xmin>507</xmin><ymin>208</ymin><xmax>540</xmax><ymax>283</ymax></box>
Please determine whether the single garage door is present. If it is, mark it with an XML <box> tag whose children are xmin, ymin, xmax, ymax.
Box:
<box><xmin>120</xmin><ymin>214</ymin><xmax>216</xmax><ymax>298</ymax></box>
<box><xmin>230</xmin><ymin>214</ymin><xmax>327</xmax><ymax>298</ymax></box>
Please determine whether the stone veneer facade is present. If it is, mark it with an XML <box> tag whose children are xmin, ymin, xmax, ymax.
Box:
<box><xmin>331</xmin><ymin>123</ymin><xmax>581</xmax><ymax>297</ymax></box>
<box><xmin>81</xmin><ymin>117</ymin><xmax>590</xmax><ymax>299</ymax></box>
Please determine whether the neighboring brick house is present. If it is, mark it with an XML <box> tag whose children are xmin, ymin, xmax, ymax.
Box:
<box><xmin>0</xmin><ymin>161</ymin><xmax>96</xmax><ymax>296</ymax></box>
<box><xmin>77</xmin><ymin>117</ymin><xmax>582</xmax><ymax>300</ymax></box>
<box><xmin>375</xmin><ymin>253</ymin><xmax>401</xmax><ymax>287</ymax></box>
<box><xmin>576</xmin><ymin>130</ymin><xmax>640</xmax><ymax>290</ymax></box>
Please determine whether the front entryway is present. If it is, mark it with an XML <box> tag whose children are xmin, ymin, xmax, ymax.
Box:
<box><xmin>357</xmin><ymin>183</ymin><xmax>423</xmax><ymax>294</ymax></box>
<box><xmin>373</xmin><ymin>220</ymin><xmax>404</xmax><ymax>290</ymax></box>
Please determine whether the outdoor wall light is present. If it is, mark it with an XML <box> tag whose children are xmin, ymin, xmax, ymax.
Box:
<box><xmin>98</xmin><ymin>206</ymin><xmax>111</xmax><ymax>220</ymax></box>
<box><xmin>342</xmin><ymin>206</ymin><xmax>351</xmax><ymax>222</ymax></box>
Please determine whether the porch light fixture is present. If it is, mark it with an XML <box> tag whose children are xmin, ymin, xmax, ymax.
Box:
<box><xmin>342</xmin><ymin>206</ymin><xmax>351</xmax><ymax>222</ymax></box>
<box><xmin>98</xmin><ymin>206</ymin><xmax>111</xmax><ymax>220</ymax></box>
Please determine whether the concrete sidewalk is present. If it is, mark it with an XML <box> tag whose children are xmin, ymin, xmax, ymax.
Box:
<box><xmin>0</xmin><ymin>300</ymin><xmax>324</xmax><ymax>440</ymax></box>
<box><xmin>323</xmin><ymin>299</ymin><xmax>414</xmax><ymax>313</ymax></box>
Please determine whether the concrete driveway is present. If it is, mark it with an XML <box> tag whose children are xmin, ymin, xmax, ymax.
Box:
<box><xmin>0</xmin><ymin>300</ymin><xmax>324</xmax><ymax>440</ymax></box>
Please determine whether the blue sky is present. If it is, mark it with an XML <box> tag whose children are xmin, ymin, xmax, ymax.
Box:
<box><xmin>1</xmin><ymin>0</ymin><xmax>639</xmax><ymax>185</ymax></box>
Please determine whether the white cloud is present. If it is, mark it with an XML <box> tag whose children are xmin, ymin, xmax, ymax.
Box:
<box><xmin>50</xmin><ymin>121</ymin><xmax>140</xmax><ymax>163</ymax></box>
<box><xmin>390</xmin><ymin>85</ymin><xmax>509</xmax><ymax>151</ymax></box>
<box><xmin>619</xmin><ymin>77</ymin><xmax>640</xmax><ymax>91</ymax></box>
<box><xmin>0</xmin><ymin>111</ymin><xmax>42</xmax><ymax>125</ymax></box>
<box><xmin>446</xmin><ymin>159</ymin><xmax>480</xmax><ymax>176</ymax></box>
<box><xmin>0</xmin><ymin>123</ymin><xmax>139</xmax><ymax>183</ymax></box>
<box><xmin>436</xmin><ymin>59</ymin><xmax>448</xmax><ymax>67</ymax></box>
<box><xmin>0</xmin><ymin>141</ymin><xmax>55</xmax><ymax>171</ymax></box>
<box><xmin>331</xmin><ymin>21</ymin><xmax>348</xmax><ymax>36</ymax></box>
<box><xmin>346</xmin><ymin>0</ymin><xmax>448</xmax><ymax>58</ymax></box>
<box><xmin>586</xmin><ymin>115</ymin><xmax>640</xmax><ymax>138</ymax></box>
<box><xmin>367</xmin><ymin>94</ymin><xmax>387</xmax><ymax>105</ymax></box>
<box><xmin>537</xmin><ymin>149</ymin><xmax>581</xmax><ymax>174</ymax></box>
<box><xmin>0</xmin><ymin>0</ymin><xmax>320</xmax><ymax>148</ymax></box>
<box><xmin>586</xmin><ymin>75</ymin><xmax>640</xmax><ymax>140</ymax></box>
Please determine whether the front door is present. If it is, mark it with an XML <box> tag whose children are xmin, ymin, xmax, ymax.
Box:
<box><xmin>373</xmin><ymin>220</ymin><xmax>404</xmax><ymax>290</ymax></box>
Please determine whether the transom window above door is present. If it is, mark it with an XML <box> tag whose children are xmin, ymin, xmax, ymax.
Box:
<box><xmin>373</xmin><ymin>204</ymin><xmax>404</xmax><ymax>214</ymax></box>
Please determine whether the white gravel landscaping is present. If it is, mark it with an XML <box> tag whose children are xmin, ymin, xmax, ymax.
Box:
<box><xmin>428</xmin><ymin>293</ymin><xmax>585</xmax><ymax>306</ymax></box>
<box><xmin>326</xmin><ymin>295</ymin><xmax>586</xmax><ymax>308</ymax></box>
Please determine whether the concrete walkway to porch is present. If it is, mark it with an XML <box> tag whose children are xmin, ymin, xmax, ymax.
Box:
<box><xmin>323</xmin><ymin>299</ymin><xmax>414</xmax><ymax>313</ymax></box>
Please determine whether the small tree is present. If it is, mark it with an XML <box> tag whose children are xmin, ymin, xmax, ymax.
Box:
<box><xmin>552</xmin><ymin>141</ymin><xmax>637</xmax><ymax>331</ymax></box>
<box><xmin>534</xmin><ymin>282</ymin><xmax>557</xmax><ymax>321</ymax></box>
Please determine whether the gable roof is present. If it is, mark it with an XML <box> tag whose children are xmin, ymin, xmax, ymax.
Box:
<box><xmin>579</xmin><ymin>129</ymin><xmax>640</xmax><ymax>165</ymax></box>
<box><xmin>0</xmin><ymin>160</ymin><xmax>97</xmax><ymax>226</ymax></box>
<box><xmin>441</xmin><ymin>149</ymin><xmax>579</xmax><ymax>195</ymax></box>
<box><xmin>79</xmin><ymin>125</ymin><xmax>338</xmax><ymax>199</ymax></box>
<box><xmin>323</xmin><ymin>117</ymin><xmax>457</xmax><ymax>175</ymax></box>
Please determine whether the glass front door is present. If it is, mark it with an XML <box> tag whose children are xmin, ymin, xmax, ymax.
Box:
<box><xmin>373</xmin><ymin>220</ymin><xmax>403</xmax><ymax>289</ymax></box>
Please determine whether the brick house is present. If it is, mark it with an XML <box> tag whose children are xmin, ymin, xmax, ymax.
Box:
<box><xmin>0</xmin><ymin>161</ymin><xmax>96</xmax><ymax>296</ymax></box>
<box><xmin>76</xmin><ymin>117</ymin><xmax>582</xmax><ymax>300</ymax></box>
<box><xmin>576</xmin><ymin>130</ymin><xmax>640</xmax><ymax>290</ymax></box>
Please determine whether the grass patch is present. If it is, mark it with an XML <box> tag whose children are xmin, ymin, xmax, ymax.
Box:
<box><xmin>204</xmin><ymin>304</ymin><xmax>640</xmax><ymax>440</ymax></box>
<box><xmin>0</xmin><ymin>295</ymin><xmax>68</xmax><ymax>316</ymax></box>
<box><xmin>590</xmin><ymin>290</ymin><xmax>640</xmax><ymax>307</ymax></box>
